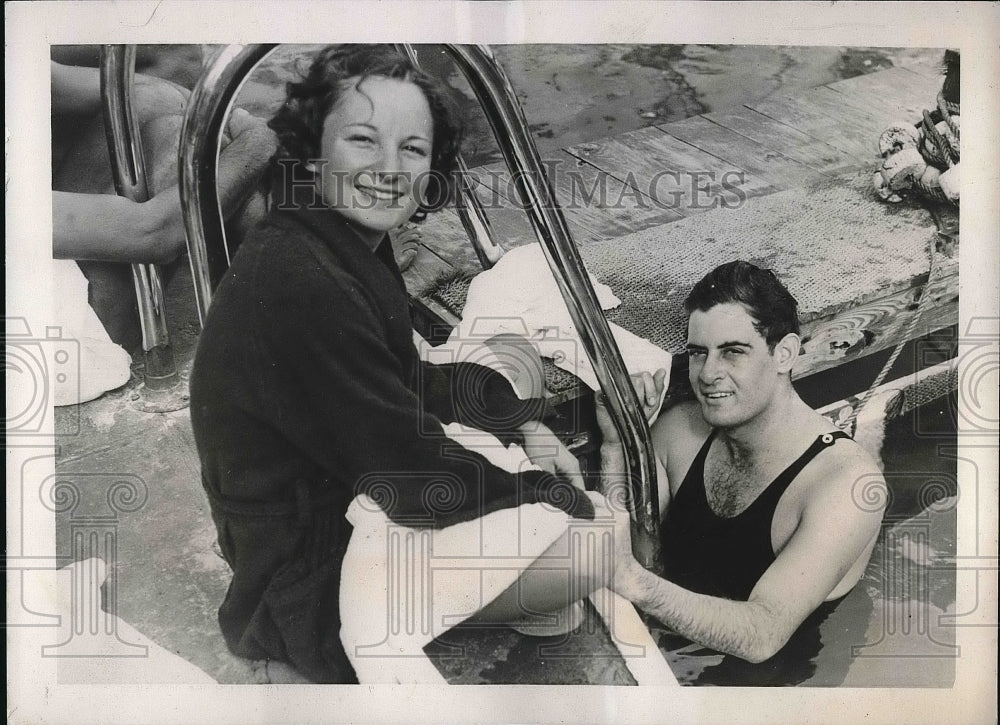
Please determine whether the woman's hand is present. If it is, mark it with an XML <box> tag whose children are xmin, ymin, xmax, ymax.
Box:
<box><xmin>519</xmin><ymin>421</ymin><xmax>586</xmax><ymax>491</ymax></box>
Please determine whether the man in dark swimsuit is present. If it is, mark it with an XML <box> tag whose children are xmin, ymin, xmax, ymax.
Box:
<box><xmin>599</xmin><ymin>261</ymin><xmax>886</xmax><ymax>672</ymax></box>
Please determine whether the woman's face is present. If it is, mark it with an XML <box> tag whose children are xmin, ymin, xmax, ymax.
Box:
<box><xmin>315</xmin><ymin>76</ymin><xmax>433</xmax><ymax>245</ymax></box>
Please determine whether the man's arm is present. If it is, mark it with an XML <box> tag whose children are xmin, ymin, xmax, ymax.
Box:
<box><xmin>53</xmin><ymin>108</ymin><xmax>275</xmax><ymax>264</ymax></box>
<box><xmin>51</xmin><ymin>61</ymin><xmax>103</xmax><ymax>116</ymax></box>
<box><xmin>610</xmin><ymin>453</ymin><xmax>885</xmax><ymax>663</ymax></box>
<box><xmin>53</xmin><ymin>190</ymin><xmax>182</xmax><ymax>264</ymax></box>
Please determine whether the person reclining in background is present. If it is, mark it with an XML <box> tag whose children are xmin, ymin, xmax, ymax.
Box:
<box><xmin>51</xmin><ymin>55</ymin><xmax>275</xmax><ymax>353</ymax></box>
<box><xmin>600</xmin><ymin>261</ymin><xmax>887</xmax><ymax>685</ymax></box>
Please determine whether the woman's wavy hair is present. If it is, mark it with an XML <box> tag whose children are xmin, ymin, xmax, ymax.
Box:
<box><xmin>267</xmin><ymin>44</ymin><xmax>464</xmax><ymax>222</ymax></box>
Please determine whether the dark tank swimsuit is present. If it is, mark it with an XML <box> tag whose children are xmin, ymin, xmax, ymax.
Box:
<box><xmin>659</xmin><ymin>429</ymin><xmax>852</xmax><ymax>686</ymax></box>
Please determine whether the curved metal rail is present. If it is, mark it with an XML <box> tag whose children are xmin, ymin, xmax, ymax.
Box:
<box><xmin>178</xmin><ymin>44</ymin><xmax>278</xmax><ymax>324</ymax></box>
<box><xmin>99</xmin><ymin>45</ymin><xmax>178</xmax><ymax>390</ymax></box>
<box><xmin>177</xmin><ymin>44</ymin><xmax>661</xmax><ymax>571</ymax></box>
<box><xmin>444</xmin><ymin>45</ymin><xmax>660</xmax><ymax>571</ymax></box>
<box><xmin>394</xmin><ymin>44</ymin><xmax>506</xmax><ymax>270</ymax></box>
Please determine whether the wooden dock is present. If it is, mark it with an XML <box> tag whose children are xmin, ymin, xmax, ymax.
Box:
<box><xmin>401</xmin><ymin>65</ymin><xmax>958</xmax><ymax>399</ymax></box>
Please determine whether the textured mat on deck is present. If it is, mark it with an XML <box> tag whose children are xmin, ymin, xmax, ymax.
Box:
<box><xmin>424</xmin><ymin>170</ymin><xmax>956</xmax><ymax>359</ymax></box>
<box><xmin>582</xmin><ymin>170</ymin><xmax>955</xmax><ymax>353</ymax></box>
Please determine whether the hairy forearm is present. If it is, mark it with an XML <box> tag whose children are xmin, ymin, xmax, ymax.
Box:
<box><xmin>53</xmin><ymin>190</ymin><xmax>183</xmax><ymax>264</ymax></box>
<box><xmin>622</xmin><ymin>565</ymin><xmax>786</xmax><ymax>663</ymax></box>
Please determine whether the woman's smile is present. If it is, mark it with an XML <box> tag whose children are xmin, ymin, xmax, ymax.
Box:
<box><xmin>316</xmin><ymin>75</ymin><xmax>434</xmax><ymax>247</ymax></box>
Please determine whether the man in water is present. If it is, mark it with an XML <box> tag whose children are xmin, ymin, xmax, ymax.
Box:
<box><xmin>600</xmin><ymin>260</ymin><xmax>886</xmax><ymax>684</ymax></box>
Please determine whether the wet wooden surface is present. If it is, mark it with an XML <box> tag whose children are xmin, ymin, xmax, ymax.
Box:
<box><xmin>403</xmin><ymin>65</ymin><xmax>956</xmax><ymax>391</ymax></box>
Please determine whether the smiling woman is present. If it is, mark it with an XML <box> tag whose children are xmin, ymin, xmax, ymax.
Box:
<box><xmin>188</xmin><ymin>44</ymin><xmax>606</xmax><ymax>684</ymax></box>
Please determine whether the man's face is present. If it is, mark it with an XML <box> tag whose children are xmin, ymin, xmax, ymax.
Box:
<box><xmin>686</xmin><ymin>302</ymin><xmax>782</xmax><ymax>430</ymax></box>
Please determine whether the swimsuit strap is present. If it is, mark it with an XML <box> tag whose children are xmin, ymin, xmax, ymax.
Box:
<box><xmin>753</xmin><ymin>430</ymin><xmax>852</xmax><ymax>511</ymax></box>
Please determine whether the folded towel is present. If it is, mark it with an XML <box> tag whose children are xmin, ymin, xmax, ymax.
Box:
<box><xmin>52</xmin><ymin>260</ymin><xmax>132</xmax><ymax>406</ymax></box>
<box><xmin>439</xmin><ymin>243</ymin><xmax>672</xmax><ymax>414</ymax></box>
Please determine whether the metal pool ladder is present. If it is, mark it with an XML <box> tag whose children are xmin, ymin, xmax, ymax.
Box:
<box><xmin>100</xmin><ymin>45</ymin><xmax>188</xmax><ymax>412</ymax></box>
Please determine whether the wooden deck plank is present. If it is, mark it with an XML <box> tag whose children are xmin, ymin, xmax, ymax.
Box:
<box><xmin>823</xmin><ymin>85</ymin><xmax>930</xmax><ymax>131</ymax></box>
<box><xmin>473</xmin><ymin>160</ymin><xmax>601</xmax><ymax>245</ymax></box>
<box><xmin>810</xmin><ymin>85</ymin><xmax>934</xmax><ymax>147</ymax></box>
<box><xmin>564</xmin><ymin>126</ymin><xmax>772</xmax><ymax>219</ymax></box>
<box><xmin>893</xmin><ymin>55</ymin><xmax>950</xmax><ymax>80</ymax></box>
<box><xmin>658</xmin><ymin>115</ymin><xmax>825</xmax><ymax>190</ymax></box>
<box><xmin>828</xmin><ymin>66</ymin><xmax>943</xmax><ymax>98</ymax></box>
<box><xmin>822</xmin><ymin>85</ymin><xmax>941</xmax><ymax>138</ymax></box>
<box><xmin>415</xmin><ymin>208</ymin><xmax>486</xmax><ymax>277</ymax></box>
<box><xmin>475</xmin><ymin>154</ymin><xmax>685</xmax><ymax>245</ymax></box>
<box><xmin>468</xmin><ymin>170</ymin><xmax>557</xmax><ymax>249</ymax></box>
<box><xmin>747</xmin><ymin>91</ymin><xmax>876</xmax><ymax>162</ymax></box>
<box><xmin>704</xmin><ymin>107</ymin><xmax>859</xmax><ymax>176</ymax></box>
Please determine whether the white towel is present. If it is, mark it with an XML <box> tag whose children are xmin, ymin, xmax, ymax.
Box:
<box><xmin>51</xmin><ymin>259</ymin><xmax>132</xmax><ymax>406</ymax></box>
<box><xmin>339</xmin><ymin>420</ymin><xmax>608</xmax><ymax>684</ymax></box>
<box><xmin>438</xmin><ymin>243</ymin><xmax>672</xmax><ymax>412</ymax></box>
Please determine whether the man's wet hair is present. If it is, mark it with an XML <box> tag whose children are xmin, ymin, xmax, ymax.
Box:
<box><xmin>684</xmin><ymin>260</ymin><xmax>800</xmax><ymax>350</ymax></box>
<box><xmin>267</xmin><ymin>44</ymin><xmax>465</xmax><ymax>220</ymax></box>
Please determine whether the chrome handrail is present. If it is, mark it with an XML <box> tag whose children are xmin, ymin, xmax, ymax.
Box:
<box><xmin>442</xmin><ymin>45</ymin><xmax>660</xmax><ymax>572</ymax></box>
<box><xmin>99</xmin><ymin>45</ymin><xmax>178</xmax><ymax>389</ymax></box>
<box><xmin>394</xmin><ymin>44</ymin><xmax>505</xmax><ymax>270</ymax></box>
<box><xmin>178</xmin><ymin>44</ymin><xmax>278</xmax><ymax>325</ymax></box>
<box><xmin>177</xmin><ymin>44</ymin><xmax>661</xmax><ymax>571</ymax></box>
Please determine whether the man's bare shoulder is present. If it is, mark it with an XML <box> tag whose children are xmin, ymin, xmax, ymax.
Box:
<box><xmin>798</xmin><ymin>423</ymin><xmax>886</xmax><ymax>511</ymax></box>
<box><xmin>650</xmin><ymin>400</ymin><xmax>712</xmax><ymax>485</ymax></box>
<box><xmin>653</xmin><ymin>400</ymin><xmax>709</xmax><ymax>443</ymax></box>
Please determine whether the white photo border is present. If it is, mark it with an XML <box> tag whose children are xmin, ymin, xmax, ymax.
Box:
<box><xmin>7</xmin><ymin>2</ymin><xmax>998</xmax><ymax>723</ymax></box>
